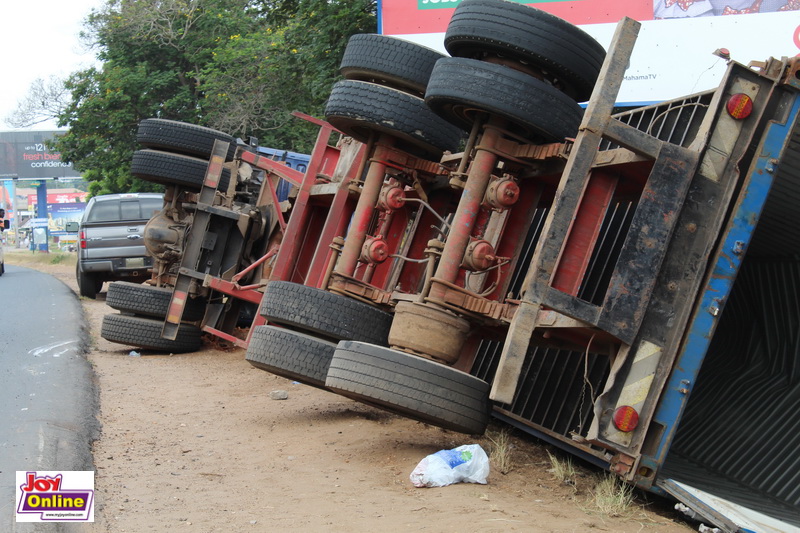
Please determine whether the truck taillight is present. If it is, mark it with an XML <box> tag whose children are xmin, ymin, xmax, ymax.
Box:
<box><xmin>612</xmin><ymin>405</ymin><xmax>639</xmax><ymax>432</ymax></box>
<box><xmin>79</xmin><ymin>230</ymin><xmax>87</xmax><ymax>249</ymax></box>
<box><xmin>726</xmin><ymin>93</ymin><xmax>753</xmax><ymax>119</ymax></box>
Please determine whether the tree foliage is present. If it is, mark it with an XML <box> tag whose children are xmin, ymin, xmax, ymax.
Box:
<box><xmin>46</xmin><ymin>0</ymin><xmax>376</xmax><ymax>195</ymax></box>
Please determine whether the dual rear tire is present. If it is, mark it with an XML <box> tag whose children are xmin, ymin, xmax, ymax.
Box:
<box><xmin>101</xmin><ymin>281</ymin><xmax>204</xmax><ymax>353</ymax></box>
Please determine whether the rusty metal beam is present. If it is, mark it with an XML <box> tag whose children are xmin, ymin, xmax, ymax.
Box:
<box><xmin>490</xmin><ymin>17</ymin><xmax>642</xmax><ymax>404</ymax></box>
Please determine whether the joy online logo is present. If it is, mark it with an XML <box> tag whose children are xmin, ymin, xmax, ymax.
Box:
<box><xmin>16</xmin><ymin>471</ymin><xmax>94</xmax><ymax>522</ymax></box>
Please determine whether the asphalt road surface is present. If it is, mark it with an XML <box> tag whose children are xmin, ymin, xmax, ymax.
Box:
<box><xmin>0</xmin><ymin>265</ymin><xmax>98</xmax><ymax>531</ymax></box>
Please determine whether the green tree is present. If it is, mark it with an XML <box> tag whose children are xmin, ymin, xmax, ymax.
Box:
<box><xmin>49</xmin><ymin>0</ymin><xmax>376</xmax><ymax>194</ymax></box>
<box><xmin>52</xmin><ymin>0</ymin><xmax>258</xmax><ymax>195</ymax></box>
<box><xmin>200</xmin><ymin>0</ymin><xmax>377</xmax><ymax>152</ymax></box>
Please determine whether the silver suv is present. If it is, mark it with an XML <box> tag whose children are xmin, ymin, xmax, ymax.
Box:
<box><xmin>68</xmin><ymin>193</ymin><xmax>164</xmax><ymax>298</ymax></box>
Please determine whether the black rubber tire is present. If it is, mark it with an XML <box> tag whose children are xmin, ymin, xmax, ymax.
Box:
<box><xmin>77</xmin><ymin>263</ymin><xmax>102</xmax><ymax>299</ymax></box>
<box><xmin>444</xmin><ymin>0</ymin><xmax>605</xmax><ymax>102</ymax></box>
<box><xmin>325</xmin><ymin>341</ymin><xmax>491</xmax><ymax>434</ymax></box>
<box><xmin>340</xmin><ymin>34</ymin><xmax>445</xmax><ymax>96</ymax></box>
<box><xmin>260</xmin><ymin>281</ymin><xmax>392</xmax><ymax>346</ymax></box>
<box><xmin>101</xmin><ymin>314</ymin><xmax>202</xmax><ymax>353</ymax></box>
<box><xmin>0</xmin><ymin>261</ymin><xmax>4</xmax><ymax>276</ymax></box>
<box><xmin>136</xmin><ymin>119</ymin><xmax>237</xmax><ymax>161</ymax></box>
<box><xmin>106</xmin><ymin>281</ymin><xmax>206</xmax><ymax>321</ymax></box>
<box><xmin>325</xmin><ymin>80</ymin><xmax>463</xmax><ymax>160</ymax></box>
<box><xmin>425</xmin><ymin>57</ymin><xmax>582</xmax><ymax>143</ymax></box>
<box><xmin>131</xmin><ymin>149</ymin><xmax>231</xmax><ymax>191</ymax></box>
<box><xmin>245</xmin><ymin>326</ymin><xmax>337</xmax><ymax>389</ymax></box>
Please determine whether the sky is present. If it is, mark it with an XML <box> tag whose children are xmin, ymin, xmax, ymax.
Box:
<box><xmin>1</xmin><ymin>0</ymin><xmax>103</xmax><ymax>131</ymax></box>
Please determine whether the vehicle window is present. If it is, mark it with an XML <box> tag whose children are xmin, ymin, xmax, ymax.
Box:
<box><xmin>120</xmin><ymin>200</ymin><xmax>140</xmax><ymax>220</ymax></box>
<box><xmin>141</xmin><ymin>198</ymin><xmax>164</xmax><ymax>218</ymax></box>
<box><xmin>86</xmin><ymin>200</ymin><xmax>121</xmax><ymax>222</ymax></box>
<box><xmin>86</xmin><ymin>197</ymin><xmax>163</xmax><ymax>222</ymax></box>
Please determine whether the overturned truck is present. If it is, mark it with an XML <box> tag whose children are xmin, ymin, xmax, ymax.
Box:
<box><xmin>99</xmin><ymin>1</ymin><xmax>800</xmax><ymax>531</ymax></box>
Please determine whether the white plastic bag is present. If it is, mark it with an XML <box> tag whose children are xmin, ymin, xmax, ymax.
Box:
<box><xmin>409</xmin><ymin>444</ymin><xmax>490</xmax><ymax>488</ymax></box>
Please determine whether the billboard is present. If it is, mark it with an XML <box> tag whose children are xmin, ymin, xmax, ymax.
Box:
<box><xmin>27</xmin><ymin>191</ymin><xmax>88</xmax><ymax>208</ymax></box>
<box><xmin>379</xmin><ymin>0</ymin><xmax>800</xmax><ymax>104</ymax></box>
<box><xmin>46</xmin><ymin>202</ymin><xmax>86</xmax><ymax>236</ymax></box>
<box><xmin>0</xmin><ymin>131</ymin><xmax>81</xmax><ymax>179</ymax></box>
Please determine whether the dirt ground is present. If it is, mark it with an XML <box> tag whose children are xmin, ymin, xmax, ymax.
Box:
<box><xmin>7</xmin><ymin>249</ymin><xmax>696</xmax><ymax>533</ymax></box>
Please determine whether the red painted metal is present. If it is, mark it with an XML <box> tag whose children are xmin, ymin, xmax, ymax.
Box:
<box><xmin>486</xmin><ymin>182</ymin><xmax>548</xmax><ymax>301</ymax></box>
<box><xmin>232</xmin><ymin>245</ymin><xmax>279</xmax><ymax>284</ymax></box>
<box><xmin>551</xmin><ymin>170</ymin><xmax>618</xmax><ymax>296</ymax></box>
<box><xmin>391</xmin><ymin>190</ymin><xmax>453</xmax><ymax>294</ymax></box>
<box><xmin>336</xmin><ymin>137</ymin><xmax>395</xmax><ymax>276</ymax></box>
<box><xmin>269</xmin><ymin>123</ymin><xmax>338</xmax><ymax>282</ymax></box>
<box><xmin>430</xmin><ymin>126</ymin><xmax>502</xmax><ymax>294</ymax></box>
<box><xmin>305</xmin><ymin>191</ymin><xmax>357</xmax><ymax>288</ymax></box>
<box><xmin>291</xmin><ymin>110</ymin><xmax>343</xmax><ymax>133</ymax></box>
<box><xmin>206</xmin><ymin>277</ymin><xmax>264</xmax><ymax>305</ymax></box>
<box><xmin>486</xmin><ymin>178</ymin><xmax>520</xmax><ymax>209</ymax></box>
<box><xmin>201</xmin><ymin>325</ymin><xmax>249</xmax><ymax>349</ymax></box>
<box><xmin>240</xmin><ymin>150</ymin><xmax>305</xmax><ymax>187</ymax></box>
<box><xmin>362</xmin><ymin>206</ymin><xmax>410</xmax><ymax>287</ymax></box>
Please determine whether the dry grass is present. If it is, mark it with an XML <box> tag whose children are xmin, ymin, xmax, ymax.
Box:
<box><xmin>485</xmin><ymin>428</ymin><xmax>515</xmax><ymax>475</ymax></box>
<box><xmin>547</xmin><ymin>450</ymin><xmax>578</xmax><ymax>487</ymax></box>
<box><xmin>591</xmin><ymin>474</ymin><xmax>636</xmax><ymax>517</ymax></box>
<box><xmin>5</xmin><ymin>248</ymin><xmax>77</xmax><ymax>267</ymax></box>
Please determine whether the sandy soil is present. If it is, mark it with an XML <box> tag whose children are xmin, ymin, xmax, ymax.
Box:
<box><xmin>8</xmin><ymin>250</ymin><xmax>695</xmax><ymax>533</ymax></box>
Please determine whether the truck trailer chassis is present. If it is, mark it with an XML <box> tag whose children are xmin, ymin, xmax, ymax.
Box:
<box><xmin>98</xmin><ymin>3</ymin><xmax>800</xmax><ymax>531</ymax></box>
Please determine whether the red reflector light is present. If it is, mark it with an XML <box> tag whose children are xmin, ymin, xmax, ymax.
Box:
<box><xmin>613</xmin><ymin>405</ymin><xmax>639</xmax><ymax>432</ymax></box>
<box><xmin>726</xmin><ymin>93</ymin><xmax>753</xmax><ymax>119</ymax></box>
<box><xmin>79</xmin><ymin>230</ymin><xmax>87</xmax><ymax>249</ymax></box>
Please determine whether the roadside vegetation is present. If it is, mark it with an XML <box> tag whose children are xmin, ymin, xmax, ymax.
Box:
<box><xmin>4</xmin><ymin>249</ymin><xmax>77</xmax><ymax>268</ymax></box>
<box><xmin>8</xmin><ymin>0</ymin><xmax>377</xmax><ymax>196</ymax></box>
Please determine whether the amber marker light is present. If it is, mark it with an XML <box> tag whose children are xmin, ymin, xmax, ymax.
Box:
<box><xmin>726</xmin><ymin>93</ymin><xmax>753</xmax><ymax>119</ymax></box>
<box><xmin>612</xmin><ymin>405</ymin><xmax>640</xmax><ymax>432</ymax></box>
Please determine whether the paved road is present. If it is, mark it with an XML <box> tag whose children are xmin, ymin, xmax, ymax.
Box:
<box><xmin>0</xmin><ymin>264</ymin><xmax>98</xmax><ymax>531</ymax></box>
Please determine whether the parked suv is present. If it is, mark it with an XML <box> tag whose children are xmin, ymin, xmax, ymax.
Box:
<box><xmin>67</xmin><ymin>193</ymin><xmax>164</xmax><ymax>298</ymax></box>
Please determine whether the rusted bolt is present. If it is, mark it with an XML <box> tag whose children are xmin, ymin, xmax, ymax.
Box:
<box><xmin>686</xmin><ymin>223</ymin><xmax>697</xmax><ymax>233</ymax></box>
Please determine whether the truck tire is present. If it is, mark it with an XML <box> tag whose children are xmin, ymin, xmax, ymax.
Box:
<box><xmin>106</xmin><ymin>281</ymin><xmax>206</xmax><ymax>321</ymax></box>
<box><xmin>136</xmin><ymin>119</ymin><xmax>238</xmax><ymax>161</ymax></box>
<box><xmin>77</xmin><ymin>263</ymin><xmax>103</xmax><ymax>299</ymax></box>
<box><xmin>340</xmin><ymin>34</ymin><xmax>445</xmax><ymax>96</ymax></box>
<box><xmin>260</xmin><ymin>281</ymin><xmax>392</xmax><ymax>346</ymax></box>
<box><xmin>444</xmin><ymin>0</ymin><xmax>606</xmax><ymax>102</ymax></box>
<box><xmin>131</xmin><ymin>149</ymin><xmax>231</xmax><ymax>191</ymax></box>
<box><xmin>325</xmin><ymin>80</ymin><xmax>463</xmax><ymax>160</ymax></box>
<box><xmin>101</xmin><ymin>314</ymin><xmax>202</xmax><ymax>353</ymax></box>
<box><xmin>326</xmin><ymin>341</ymin><xmax>491</xmax><ymax>434</ymax></box>
<box><xmin>425</xmin><ymin>57</ymin><xmax>582</xmax><ymax>143</ymax></box>
<box><xmin>245</xmin><ymin>326</ymin><xmax>337</xmax><ymax>389</ymax></box>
